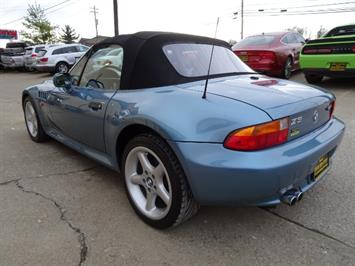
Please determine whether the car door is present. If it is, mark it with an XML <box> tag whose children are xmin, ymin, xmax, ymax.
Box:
<box><xmin>48</xmin><ymin>44</ymin><xmax>124</xmax><ymax>152</ymax></box>
<box><xmin>63</xmin><ymin>46</ymin><xmax>79</xmax><ymax>65</ymax></box>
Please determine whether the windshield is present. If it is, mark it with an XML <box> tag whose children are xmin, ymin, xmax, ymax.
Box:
<box><xmin>233</xmin><ymin>35</ymin><xmax>276</xmax><ymax>49</ymax></box>
<box><xmin>163</xmin><ymin>43</ymin><xmax>252</xmax><ymax>78</ymax></box>
<box><xmin>325</xmin><ymin>25</ymin><xmax>355</xmax><ymax>37</ymax></box>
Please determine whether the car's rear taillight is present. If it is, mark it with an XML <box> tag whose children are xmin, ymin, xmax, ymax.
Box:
<box><xmin>352</xmin><ymin>46</ymin><xmax>355</xmax><ymax>52</ymax></box>
<box><xmin>224</xmin><ymin>118</ymin><xmax>289</xmax><ymax>151</ymax></box>
<box><xmin>31</xmin><ymin>53</ymin><xmax>37</xmax><ymax>57</ymax></box>
<box><xmin>303</xmin><ymin>47</ymin><xmax>332</xmax><ymax>54</ymax></box>
<box><xmin>329</xmin><ymin>100</ymin><xmax>335</xmax><ymax>119</ymax></box>
<box><xmin>258</xmin><ymin>51</ymin><xmax>276</xmax><ymax>61</ymax></box>
<box><xmin>39</xmin><ymin>57</ymin><xmax>48</xmax><ymax>63</ymax></box>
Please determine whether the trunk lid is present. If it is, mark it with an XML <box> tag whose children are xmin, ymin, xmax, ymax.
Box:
<box><xmin>180</xmin><ymin>75</ymin><xmax>334</xmax><ymax>140</ymax></box>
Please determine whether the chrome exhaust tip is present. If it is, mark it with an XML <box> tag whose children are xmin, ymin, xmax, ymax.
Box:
<box><xmin>280</xmin><ymin>188</ymin><xmax>303</xmax><ymax>206</ymax></box>
<box><xmin>280</xmin><ymin>192</ymin><xmax>297</xmax><ymax>206</ymax></box>
<box><xmin>295</xmin><ymin>190</ymin><xmax>303</xmax><ymax>202</ymax></box>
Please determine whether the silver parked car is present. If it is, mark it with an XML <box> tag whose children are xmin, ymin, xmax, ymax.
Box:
<box><xmin>0</xmin><ymin>42</ymin><xmax>28</xmax><ymax>70</ymax></box>
<box><xmin>35</xmin><ymin>44</ymin><xmax>89</xmax><ymax>73</ymax></box>
<box><xmin>24</xmin><ymin>44</ymin><xmax>59</xmax><ymax>71</ymax></box>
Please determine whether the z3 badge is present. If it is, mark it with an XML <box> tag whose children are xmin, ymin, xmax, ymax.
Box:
<box><xmin>290</xmin><ymin>116</ymin><xmax>303</xmax><ymax>126</ymax></box>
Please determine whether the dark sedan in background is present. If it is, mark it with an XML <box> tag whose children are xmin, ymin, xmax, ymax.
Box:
<box><xmin>232</xmin><ymin>32</ymin><xmax>306</xmax><ymax>79</ymax></box>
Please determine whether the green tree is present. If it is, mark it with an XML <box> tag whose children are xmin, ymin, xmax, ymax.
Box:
<box><xmin>60</xmin><ymin>25</ymin><xmax>79</xmax><ymax>44</ymax></box>
<box><xmin>21</xmin><ymin>4</ymin><xmax>57</xmax><ymax>44</ymax></box>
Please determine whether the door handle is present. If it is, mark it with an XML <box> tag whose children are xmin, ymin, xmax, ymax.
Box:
<box><xmin>88</xmin><ymin>101</ymin><xmax>103</xmax><ymax>111</ymax></box>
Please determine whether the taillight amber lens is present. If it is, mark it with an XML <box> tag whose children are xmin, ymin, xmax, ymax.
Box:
<box><xmin>224</xmin><ymin>118</ymin><xmax>289</xmax><ymax>151</ymax></box>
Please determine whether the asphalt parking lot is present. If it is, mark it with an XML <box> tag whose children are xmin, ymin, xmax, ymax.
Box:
<box><xmin>0</xmin><ymin>71</ymin><xmax>355</xmax><ymax>265</ymax></box>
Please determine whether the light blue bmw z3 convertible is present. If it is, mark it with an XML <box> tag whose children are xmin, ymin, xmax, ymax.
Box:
<box><xmin>22</xmin><ymin>32</ymin><xmax>345</xmax><ymax>228</ymax></box>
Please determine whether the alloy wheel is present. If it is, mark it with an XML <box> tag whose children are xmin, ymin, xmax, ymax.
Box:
<box><xmin>24</xmin><ymin>101</ymin><xmax>38</xmax><ymax>138</ymax></box>
<box><xmin>57</xmin><ymin>63</ymin><xmax>69</xmax><ymax>73</ymax></box>
<box><xmin>284</xmin><ymin>58</ymin><xmax>292</xmax><ymax>79</ymax></box>
<box><xmin>125</xmin><ymin>146</ymin><xmax>172</xmax><ymax>220</ymax></box>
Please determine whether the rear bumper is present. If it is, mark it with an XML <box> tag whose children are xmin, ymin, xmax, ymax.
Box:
<box><xmin>246</xmin><ymin>62</ymin><xmax>283</xmax><ymax>76</ymax></box>
<box><xmin>1</xmin><ymin>62</ymin><xmax>24</xmax><ymax>69</ymax></box>
<box><xmin>35</xmin><ymin>65</ymin><xmax>55</xmax><ymax>72</ymax></box>
<box><xmin>303</xmin><ymin>68</ymin><xmax>355</xmax><ymax>78</ymax></box>
<box><xmin>300</xmin><ymin>54</ymin><xmax>355</xmax><ymax>75</ymax></box>
<box><xmin>170</xmin><ymin>117</ymin><xmax>345</xmax><ymax>206</ymax></box>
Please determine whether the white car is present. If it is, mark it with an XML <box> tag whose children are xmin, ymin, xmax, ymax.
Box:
<box><xmin>24</xmin><ymin>44</ymin><xmax>59</xmax><ymax>71</ymax></box>
<box><xmin>35</xmin><ymin>44</ymin><xmax>89</xmax><ymax>73</ymax></box>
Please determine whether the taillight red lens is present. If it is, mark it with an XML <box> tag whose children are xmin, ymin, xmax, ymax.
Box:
<box><xmin>303</xmin><ymin>48</ymin><xmax>332</xmax><ymax>54</ymax></box>
<box><xmin>224</xmin><ymin>118</ymin><xmax>289</xmax><ymax>151</ymax></box>
<box><xmin>39</xmin><ymin>57</ymin><xmax>48</xmax><ymax>62</ymax></box>
<box><xmin>259</xmin><ymin>51</ymin><xmax>276</xmax><ymax>59</ymax></box>
<box><xmin>31</xmin><ymin>53</ymin><xmax>37</xmax><ymax>57</ymax></box>
<box><xmin>352</xmin><ymin>47</ymin><xmax>355</xmax><ymax>52</ymax></box>
<box><xmin>329</xmin><ymin>101</ymin><xmax>335</xmax><ymax>119</ymax></box>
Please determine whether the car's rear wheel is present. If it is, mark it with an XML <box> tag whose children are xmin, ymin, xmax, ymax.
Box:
<box><xmin>55</xmin><ymin>62</ymin><xmax>69</xmax><ymax>73</ymax></box>
<box><xmin>305</xmin><ymin>73</ymin><xmax>323</xmax><ymax>84</ymax></box>
<box><xmin>122</xmin><ymin>133</ymin><xmax>199</xmax><ymax>229</ymax></box>
<box><xmin>23</xmin><ymin>97</ymin><xmax>49</xmax><ymax>142</ymax></box>
<box><xmin>281</xmin><ymin>57</ymin><xmax>293</xmax><ymax>79</ymax></box>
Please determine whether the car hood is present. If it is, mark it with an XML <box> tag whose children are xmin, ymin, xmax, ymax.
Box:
<box><xmin>179</xmin><ymin>75</ymin><xmax>334</xmax><ymax>120</ymax></box>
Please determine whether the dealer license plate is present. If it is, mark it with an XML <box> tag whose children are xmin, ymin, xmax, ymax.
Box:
<box><xmin>312</xmin><ymin>154</ymin><xmax>329</xmax><ymax>180</ymax></box>
<box><xmin>329</xmin><ymin>63</ymin><xmax>347</xmax><ymax>71</ymax></box>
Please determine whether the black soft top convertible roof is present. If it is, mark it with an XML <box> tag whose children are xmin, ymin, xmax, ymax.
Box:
<box><xmin>94</xmin><ymin>31</ymin><xmax>230</xmax><ymax>90</ymax></box>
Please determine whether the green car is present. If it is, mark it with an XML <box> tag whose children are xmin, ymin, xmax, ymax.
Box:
<box><xmin>300</xmin><ymin>24</ymin><xmax>355</xmax><ymax>83</ymax></box>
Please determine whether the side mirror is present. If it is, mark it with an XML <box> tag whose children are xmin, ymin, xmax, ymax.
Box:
<box><xmin>53</xmin><ymin>73</ymin><xmax>72</xmax><ymax>91</ymax></box>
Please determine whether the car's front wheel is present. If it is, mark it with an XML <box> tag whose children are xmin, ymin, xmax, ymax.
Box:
<box><xmin>305</xmin><ymin>73</ymin><xmax>323</xmax><ymax>84</ymax></box>
<box><xmin>122</xmin><ymin>133</ymin><xmax>199</xmax><ymax>229</ymax></box>
<box><xmin>23</xmin><ymin>97</ymin><xmax>49</xmax><ymax>142</ymax></box>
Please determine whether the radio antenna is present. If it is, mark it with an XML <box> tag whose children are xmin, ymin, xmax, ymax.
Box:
<box><xmin>202</xmin><ymin>17</ymin><xmax>220</xmax><ymax>99</ymax></box>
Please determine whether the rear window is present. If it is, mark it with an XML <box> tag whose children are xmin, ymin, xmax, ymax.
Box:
<box><xmin>325</xmin><ymin>25</ymin><xmax>355</xmax><ymax>37</ymax></box>
<box><xmin>162</xmin><ymin>43</ymin><xmax>251</xmax><ymax>78</ymax></box>
<box><xmin>34</xmin><ymin>46</ymin><xmax>45</xmax><ymax>53</ymax></box>
<box><xmin>6</xmin><ymin>42</ymin><xmax>26</xmax><ymax>49</ymax></box>
<box><xmin>25</xmin><ymin>48</ymin><xmax>33</xmax><ymax>55</ymax></box>
<box><xmin>38</xmin><ymin>50</ymin><xmax>47</xmax><ymax>57</ymax></box>
<box><xmin>233</xmin><ymin>35</ymin><xmax>276</xmax><ymax>49</ymax></box>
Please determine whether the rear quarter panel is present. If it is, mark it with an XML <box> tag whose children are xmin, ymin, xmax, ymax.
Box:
<box><xmin>104</xmin><ymin>85</ymin><xmax>272</xmax><ymax>162</ymax></box>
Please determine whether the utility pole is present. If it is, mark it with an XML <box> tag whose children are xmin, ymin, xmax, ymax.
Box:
<box><xmin>241</xmin><ymin>0</ymin><xmax>244</xmax><ymax>40</ymax></box>
<box><xmin>113</xmin><ymin>0</ymin><xmax>119</xmax><ymax>36</ymax></box>
<box><xmin>90</xmin><ymin>6</ymin><xmax>99</xmax><ymax>37</ymax></box>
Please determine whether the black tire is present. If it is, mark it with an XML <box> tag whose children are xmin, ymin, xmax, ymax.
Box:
<box><xmin>55</xmin><ymin>62</ymin><xmax>70</xmax><ymax>73</ymax></box>
<box><xmin>305</xmin><ymin>73</ymin><xmax>323</xmax><ymax>84</ymax></box>
<box><xmin>281</xmin><ymin>57</ymin><xmax>293</xmax><ymax>79</ymax></box>
<box><xmin>23</xmin><ymin>97</ymin><xmax>49</xmax><ymax>143</ymax></box>
<box><xmin>121</xmin><ymin>133</ymin><xmax>199</xmax><ymax>229</ymax></box>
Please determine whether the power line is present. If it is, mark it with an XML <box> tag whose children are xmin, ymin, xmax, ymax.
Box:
<box><xmin>244</xmin><ymin>8</ymin><xmax>355</xmax><ymax>16</ymax></box>
<box><xmin>242</xmin><ymin>0</ymin><xmax>341</xmax><ymax>8</ymax></box>
<box><xmin>244</xmin><ymin>1</ymin><xmax>355</xmax><ymax>12</ymax></box>
<box><xmin>0</xmin><ymin>0</ymin><xmax>72</xmax><ymax>26</ymax></box>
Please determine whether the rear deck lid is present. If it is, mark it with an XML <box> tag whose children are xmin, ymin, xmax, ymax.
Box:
<box><xmin>180</xmin><ymin>75</ymin><xmax>334</xmax><ymax>139</ymax></box>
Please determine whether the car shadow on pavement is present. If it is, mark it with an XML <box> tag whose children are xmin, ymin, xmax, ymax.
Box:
<box><xmin>319</xmin><ymin>78</ymin><xmax>355</xmax><ymax>90</ymax></box>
